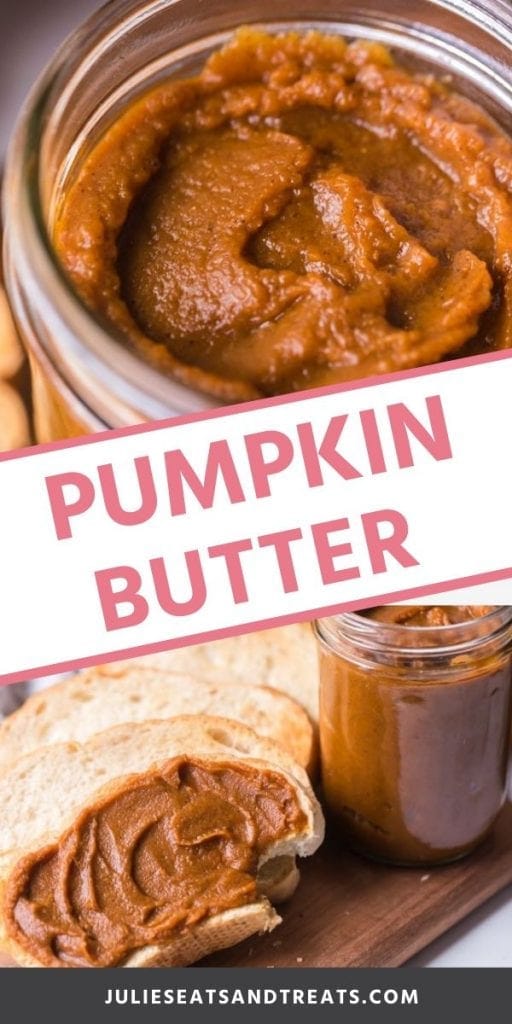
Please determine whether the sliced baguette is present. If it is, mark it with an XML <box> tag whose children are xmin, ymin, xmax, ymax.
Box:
<box><xmin>0</xmin><ymin>716</ymin><xmax>324</xmax><ymax>968</ymax></box>
<box><xmin>98</xmin><ymin>623</ymin><xmax>319</xmax><ymax>721</ymax></box>
<box><xmin>0</xmin><ymin>381</ymin><xmax>30</xmax><ymax>452</ymax></box>
<box><xmin>0</xmin><ymin>668</ymin><xmax>316</xmax><ymax>774</ymax></box>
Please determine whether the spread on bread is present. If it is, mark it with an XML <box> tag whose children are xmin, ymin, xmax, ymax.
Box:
<box><xmin>5</xmin><ymin>758</ymin><xmax>307</xmax><ymax>968</ymax></box>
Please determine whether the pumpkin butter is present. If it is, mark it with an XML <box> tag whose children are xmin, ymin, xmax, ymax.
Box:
<box><xmin>317</xmin><ymin>606</ymin><xmax>512</xmax><ymax>866</ymax></box>
<box><xmin>55</xmin><ymin>28</ymin><xmax>512</xmax><ymax>402</ymax></box>
<box><xmin>5</xmin><ymin>758</ymin><xmax>306</xmax><ymax>968</ymax></box>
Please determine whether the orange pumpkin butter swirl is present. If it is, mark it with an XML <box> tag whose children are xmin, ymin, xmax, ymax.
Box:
<box><xmin>5</xmin><ymin>758</ymin><xmax>306</xmax><ymax>967</ymax></box>
<box><xmin>54</xmin><ymin>29</ymin><xmax>512</xmax><ymax>401</ymax></box>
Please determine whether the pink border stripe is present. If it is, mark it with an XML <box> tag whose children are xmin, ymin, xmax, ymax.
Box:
<box><xmin>2</xmin><ymin>564</ymin><xmax>511</xmax><ymax>687</ymax></box>
<box><xmin>1</xmin><ymin>348</ymin><xmax>510</xmax><ymax>686</ymax></box>
<box><xmin>0</xmin><ymin>347</ymin><xmax>510</xmax><ymax>464</ymax></box>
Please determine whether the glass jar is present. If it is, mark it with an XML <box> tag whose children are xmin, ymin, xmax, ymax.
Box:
<box><xmin>315</xmin><ymin>607</ymin><xmax>512</xmax><ymax>866</ymax></box>
<box><xmin>3</xmin><ymin>0</ymin><xmax>512</xmax><ymax>441</ymax></box>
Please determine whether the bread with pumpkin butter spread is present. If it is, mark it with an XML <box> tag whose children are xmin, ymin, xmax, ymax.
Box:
<box><xmin>0</xmin><ymin>667</ymin><xmax>316</xmax><ymax>775</ymax></box>
<box><xmin>98</xmin><ymin>623</ymin><xmax>319</xmax><ymax>722</ymax></box>
<box><xmin>0</xmin><ymin>716</ymin><xmax>323</xmax><ymax>968</ymax></box>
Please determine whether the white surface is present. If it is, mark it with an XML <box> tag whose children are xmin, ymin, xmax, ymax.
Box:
<box><xmin>2</xmin><ymin>0</ymin><xmax>511</xmax><ymax>969</ymax></box>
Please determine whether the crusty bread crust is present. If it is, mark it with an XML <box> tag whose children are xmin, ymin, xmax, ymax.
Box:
<box><xmin>97</xmin><ymin>624</ymin><xmax>319</xmax><ymax>721</ymax></box>
<box><xmin>0</xmin><ymin>716</ymin><xmax>324</xmax><ymax>968</ymax></box>
<box><xmin>0</xmin><ymin>668</ymin><xmax>316</xmax><ymax>774</ymax></box>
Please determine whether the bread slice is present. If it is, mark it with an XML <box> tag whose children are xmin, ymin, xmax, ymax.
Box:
<box><xmin>98</xmin><ymin>623</ymin><xmax>319</xmax><ymax>721</ymax></box>
<box><xmin>0</xmin><ymin>667</ymin><xmax>316</xmax><ymax>775</ymax></box>
<box><xmin>0</xmin><ymin>716</ymin><xmax>324</xmax><ymax>968</ymax></box>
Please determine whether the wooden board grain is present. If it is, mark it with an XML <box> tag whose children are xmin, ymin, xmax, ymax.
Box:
<box><xmin>1</xmin><ymin>803</ymin><xmax>511</xmax><ymax>969</ymax></box>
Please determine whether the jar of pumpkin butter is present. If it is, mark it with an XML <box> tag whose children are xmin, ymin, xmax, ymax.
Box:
<box><xmin>314</xmin><ymin>606</ymin><xmax>512</xmax><ymax>866</ymax></box>
<box><xmin>4</xmin><ymin>0</ymin><xmax>512</xmax><ymax>441</ymax></box>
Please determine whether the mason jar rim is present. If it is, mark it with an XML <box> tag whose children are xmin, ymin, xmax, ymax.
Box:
<box><xmin>3</xmin><ymin>0</ymin><xmax>512</xmax><ymax>428</ymax></box>
<box><xmin>314</xmin><ymin>605</ymin><xmax>512</xmax><ymax>660</ymax></box>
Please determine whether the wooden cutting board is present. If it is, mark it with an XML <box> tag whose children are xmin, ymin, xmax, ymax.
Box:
<box><xmin>1</xmin><ymin>803</ymin><xmax>511</xmax><ymax>969</ymax></box>
<box><xmin>206</xmin><ymin>802</ymin><xmax>512</xmax><ymax>967</ymax></box>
